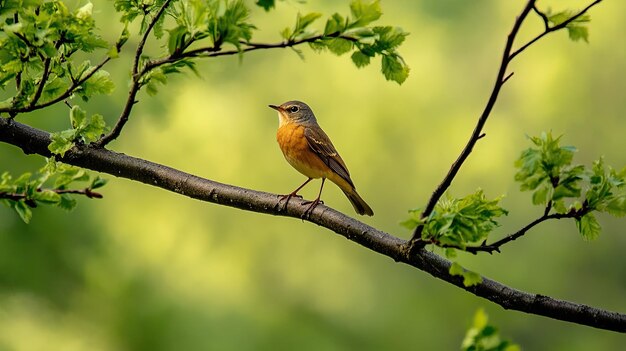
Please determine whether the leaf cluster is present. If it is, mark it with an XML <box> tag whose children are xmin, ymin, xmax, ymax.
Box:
<box><xmin>403</xmin><ymin>189</ymin><xmax>508</xmax><ymax>249</ymax></box>
<box><xmin>0</xmin><ymin>159</ymin><xmax>106</xmax><ymax>223</ymax></box>
<box><xmin>547</xmin><ymin>9</ymin><xmax>590</xmax><ymax>42</ymax></box>
<box><xmin>293</xmin><ymin>0</ymin><xmax>410</xmax><ymax>84</ymax></box>
<box><xmin>462</xmin><ymin>309</ymin><xmax>520</xmax><ymax>351</ymax></box>
<box><xmin>0</xmin><ymin>1</ymin><xmax>114</xmax><ymax>111</ymax></box>
<box><xmin>48</xmin><ymin>105</ymin><xmax>107</xmax><ymax>156</ymax></box>
<box><xmin>515</xmin><ymin>132</ymin><xmax>626</xmax><ymax>240</ymax></box>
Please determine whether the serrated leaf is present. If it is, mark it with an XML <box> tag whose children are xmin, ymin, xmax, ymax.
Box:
<box><xmin>48</xmin><ymin>132</ymin><xmax>75</xmax><ymax>157</ymax></box>
<box><xmin>449</xmin><ymin>262</ymin><xmax>482</xmax><ymax>287</ymax></box>
<box><xmin>462</xmin><ymin>270</ymin><xmax>482</xmax><ymax>287</ymax></box>
<box><xmin>13</xmin><ymin>200</ymin><xmax>32</xmax><ymax>223</ymax></box>
<box><xmin>78</xmin><ymin>70</ymin><xmax>115</xmax><ymax>101</ymax></box>
<box><xmin>33</xmin><ymin>190</ymin><xmax>61</xmax><ymax>204</ymax></box>
<box><xmin>576</xmin><ymin>213</ymin><xmax>601</xmax><ymax>241</ymax></box>
<box><xmin>57</xmin><ymin>194</ymin><xmax>77</xmax><ymax>211</ymax></box>
<box><xmin>295</xmin><ymin>12</ymin><xmax>322</xmax><ymax>34</ymax></box>
<box><xmin>381</xmin><ymin>53</ymin><xmax>409</xmax><ymax>84</ymax></box>
<box><xmin>351</xmin><ymin>50</ymin><xmax>371</xmax><ymax>68</ymax></box>
<box><xmin>324</xmin><ymin>13</ymin><xmax>345</xmax><ymax>35</ymax></box>
<box><xmin>532</xmin><ymin>186</ymin><xmax>549</xmax><ymax>205</ymax></box>
<box><xmin>167</xmin><ymin>25</ymin><xmax>188</xmax><ymax>55</ymax></box>
<box><xmin>81</xmin><ymin>114</ymin><xmax>106</xmax><ymax>141</ymax></box>
<box><xmin>70</xmin><ymin>105</ymin><xmax>87</xmax><ymax>129</ymax></box>
<box><xmin>449</xmin><ymin>262</ymin><xmax>464</xmax><ymax>276</ymax></box>
<box><xmin>349</xmin><ymin>0</ymin><xmax>382</xmax><ymax>28</ymax></box>
<box><xmin>326</xmin><ymin>37</ymin><xmax>353</xmax><ymax>55</ymax></box>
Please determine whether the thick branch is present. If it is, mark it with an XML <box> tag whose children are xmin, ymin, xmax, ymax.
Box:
<box><xmin>1</xmin><ymin>117</ymin><xmax>624</xmax><ymax>333</ymax></box>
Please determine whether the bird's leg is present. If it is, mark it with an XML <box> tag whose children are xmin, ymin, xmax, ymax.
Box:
<box><xmin>302</xmin><ymin>178</ymin><xmax>325</xmax><ymax>219</ymax></box>
<box><xmin>277</xmin><ymin>178</ymin><xmax>312</xmax><ymax>211</ymax></box>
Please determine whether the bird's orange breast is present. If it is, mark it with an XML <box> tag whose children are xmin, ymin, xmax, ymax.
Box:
<box><xmin>277</xmin><ymin>123</ymin><xmax>330</xmax><ymax>179</ymax></box>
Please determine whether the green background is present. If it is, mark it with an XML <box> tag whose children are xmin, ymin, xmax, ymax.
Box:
<box><xmin>1</xmin><ymin>0</ymin><xmax>625</xmax><ymax>349</ymax></box>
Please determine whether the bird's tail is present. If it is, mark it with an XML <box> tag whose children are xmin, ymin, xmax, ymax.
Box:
<box><xmin>342</xmin><ymin>188</ymin><xmax>374</xmax><ymax>216</ymax></box>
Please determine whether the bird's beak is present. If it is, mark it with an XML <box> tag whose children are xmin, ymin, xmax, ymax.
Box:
<box><xmin>268</xmin><ymin>104</ymin><xmax>282</xmax><ymax>111</ymax></box>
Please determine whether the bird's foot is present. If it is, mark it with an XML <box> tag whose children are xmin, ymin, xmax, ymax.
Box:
<box><xmin>275</xmin><ymin>193</ymin><xmax>303</xmax><ymax>212</ymax></box>
<box><xmin>301</xmin><ymin>198</ymin><xmax>323</xmax><ymax>219</ymax></box>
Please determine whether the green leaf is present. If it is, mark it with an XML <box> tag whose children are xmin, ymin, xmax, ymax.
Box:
<box><xmin>78</xmin><ymin>70</ymin><xmax>115</xmax><ymax>101</ymax></box>
<box><xmin>420</xmin><ymin>190</ymin><xmax>507</xmax><ymax>249</ymax></box>
<box><xmin>532</xmin><ymin>186</ymin><xmax>549</xmax><ymax>205</ymax></box>
<box><xmin>41</xmin><ymin>78</ymin><xmax>69</xmax><ymax>103</ymax></box>
<box><xmin>33</xmin><ymin>190</ymin><xmax>61</xmax><ymax>204</ymax></box>
<box><xmin>13</xmin><ymin>200</ymin><xmax>33</xmax><ymax>223</ymax></box>
<box><xmin>548</xmin><ymin>10</ymin><xmax>591</xmax><ymax>43</ymax></box>
<box><xmin>349</xmin><ymin>0</ymin><xmax>382</xmax><ymax>28</ymax></box>
<box><xmin>576</xmin><ymin>213</ymin><xmax>601</xmax><ymax>241</ymax></box>
<box><xmin>256</xmin><ymin>0</ymin><xmax>275</xmax><ymax>11</ymax></box>
<box><xmin>90</xmin><ymin>176</ymin><xmax>108</xmax><ymax>189</ymax></box>
<box><xmin>326</xmin><ymin>37</ymin><xmax>353</xmax><ymax>55</ymax></box>
<box><xmin>167</xmin><ymin>25</ymin><xmax>189</xmax><ymax>55</ymax></box>
<box><xmin>351</xmin><ymin>50</ymin><xmax>371</xmax><ymax>68</ymax></box>
<box><xmin>81</xmin><ymin>114</ymin><xmax>106</xmax><ymax>141</ymax></box>
<box><xmin>70</xmin><ymin>105</ymin><xmax>87</xmax><ymax>129</ymax></box>
<box><xmin>381</xmin><ymin>54</ymin><xmax>409</xmax><ymax>84</ymax></box>
<box><xmin>295</xmin><ymin>12</ymin><xmax>322</xmax><ymax>35</ymax></box>
<box><xmin>48</xmin><ymin>132</ymin><xmax>75</xmax><ymax>157</ymax></box>
<box><xmin>324</xmin><ymin>13</ymin><xmax>346</xmax><ymax>35</ymax></box>
<box><xmin>58</xmin><ymin>194</ymin><xmax>77</xmax><ymax>211</ymax></box>
<box><xmin>462</xmin><ymin>309</ymin><xmax>521</xmax><ymax>351</ymax></box>
<box><xmin>449</xmin><ymin>262</ymin><xmax>483</xmax><ymax>287</ymax></box>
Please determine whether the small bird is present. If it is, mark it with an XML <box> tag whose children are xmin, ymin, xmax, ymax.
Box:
<box><xmin>269</xmin><ymin>100</ymin><xmax>374</xmax><ymax>216</ymax></box>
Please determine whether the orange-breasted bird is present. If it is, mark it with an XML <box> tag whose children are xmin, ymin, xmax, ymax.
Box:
<box><xmin>269</xmin><ymin>100</ymin><xmax>374</xmax><ymax>216</ymax></box>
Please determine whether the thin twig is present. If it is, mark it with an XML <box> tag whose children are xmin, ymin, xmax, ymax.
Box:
<box><xmin>29</xmin><ymin>57</ymin><xmax>52</xmax><ymax>108</ymax></box>
<box><xmin>0</xmin><ymin>56</ymin><xmax>111</xmax><ymax>114</ymax></box>
<box><xmin>532</xmin><ymin>4</ymin><xmax>550</xmax><ymax>30</ymax></box>
<box><xmin>408</xmin><ymin>0</ymin><xmax>602</xmax><ymax>246</ymax></box>
<box><xmin>95</xmin><ymin>0</ymin><xmax>173</xmax><ymax>148</ymax></box>
<box><xmin>509</xmin><ymin>0</ymin><xmax>603</xmax><ymax>61</ymax></box>
<box><xmin>0</xmin><ymin>187</ymin><xmax>103</xmax><ymax>202</ymax></box>
<box><xmin>98</xmin><ymin>30</ymin><xmax>354</xmax><ymax>147</ymax></box>
<box><xmin>133</xmin><ymin>0</ymin><xmax>172</xmax><ymax>77</ymax></box>
<box><xmin>409</xmin><ymin>0</ymin><xmax>538</xmax><ymax>244</ymax></box>
<box><xmin>145</xmin><ymin>32</ymin><xmax>356</xmax><ymax>72</ymax></box>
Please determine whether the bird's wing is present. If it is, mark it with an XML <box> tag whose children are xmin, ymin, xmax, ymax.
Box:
<box><xmin>304</xmin><ymin>126</ymin><xmax>354</xmax><ymax>188</ymax></box>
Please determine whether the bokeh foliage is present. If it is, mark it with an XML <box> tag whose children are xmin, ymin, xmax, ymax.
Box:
<box><xmin>1</xmin><ymin>0</ymin><xmax>625</xmax><ymax>350</ymax></box>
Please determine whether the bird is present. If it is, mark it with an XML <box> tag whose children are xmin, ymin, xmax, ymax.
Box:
<box><xmin>269</xmin><ymin>100</ymin><xmax>374</xmax><ymax>217</ymax></box>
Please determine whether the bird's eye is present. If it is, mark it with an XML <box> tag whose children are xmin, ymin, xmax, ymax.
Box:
<box><xmin>288</xmin><ymin>105</ymin><xmax>299</xmax><ymax>113</ymax></box>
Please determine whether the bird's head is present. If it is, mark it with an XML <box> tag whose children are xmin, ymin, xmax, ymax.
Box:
<box><xmin>269</xmin><ymin>100</ymin><xmax>317</xmax><ymax>126</ymax></box>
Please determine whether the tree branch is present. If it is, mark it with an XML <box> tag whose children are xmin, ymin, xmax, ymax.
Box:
<box><xmin>0</xmin><ymin>56</ymin><xmax>111</xmax><ymax>115</ymax></box>
<box><xmin>28</xmin><ymin>57</ymin><xmax>52</xmax><ymax>109</ymax></box>
<box><xmin>1</xmin><ymin>117</ymin><xmax>624</xmax><ymax>333</ymax></box>
<box><xmin>0</xmin><ymin>187</ymin><xmax>103</xmax><ymax>202</ymax></box>
<box><xmin>409</xmin><ymin>0</ymin><xmax>537</xmax><ymax>244</ymax></box>
<box><xmin>509</xmin><ymin>0</ymin><xmax>602</xmax><ymax>61</ymax></box>
<box><xmin>95</xmin><ymin>0</ymin><xmax>172</xmax><ymax>148</ymax></box>
<box><xmin>409</xmin><ymin>0</ymin><xmax>602</xmax><ymax>245</ymax></box>
<box><xmin>96</xmin><ymin>30</ymin><xmax>358</xmax><ymax>147</ymax></box>
<box><xmin>144</xmin><ymin>32</ymin><xmax>357</xmax><ymax>72</ymax></box>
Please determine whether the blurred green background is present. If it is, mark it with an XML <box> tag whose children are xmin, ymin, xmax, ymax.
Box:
<box><xmin>1</xmin><ymin>0</ymin><xmax>625</xmax><ymax>349</ymax></box>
